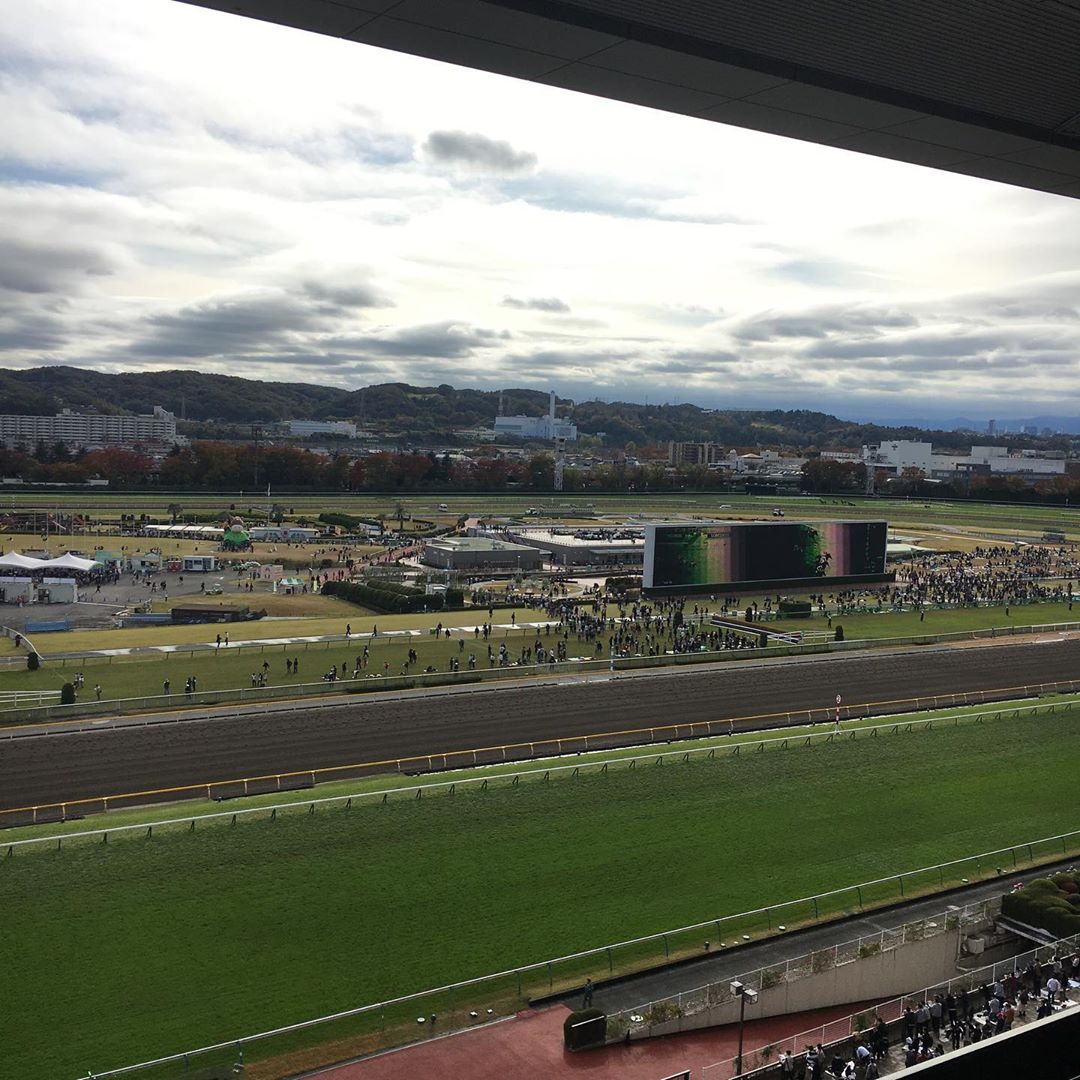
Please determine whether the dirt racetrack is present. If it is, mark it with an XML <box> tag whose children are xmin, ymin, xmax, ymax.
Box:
<box><xmin>2</xmin><ymin>638</ymin><xmax>1076</xmax><ymax>811</ymax></box>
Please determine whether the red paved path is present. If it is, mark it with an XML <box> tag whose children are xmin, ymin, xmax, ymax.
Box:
<box><xmin>315</xmin><ymin>999</ymin><xmax>883</xmax><ymax>1080</ymax></box>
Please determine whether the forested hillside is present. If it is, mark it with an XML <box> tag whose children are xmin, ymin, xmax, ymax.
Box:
<box><xmin>0</xmin><ymin>367</ymin><xmax>1054</xmax><ymax>452</ymax></box>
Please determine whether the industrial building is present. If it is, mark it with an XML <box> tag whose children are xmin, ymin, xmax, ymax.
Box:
<box><xmin>494</xmin><ymin>391</ymin><xmax>577</xmax><ymax>442</ymax></box>
<box><xmin>864</xmin><ymin>441</ymin><xmax>1066</xmax><ymax>483</ymax></box>
<box><xmin>421</xmin><ymin>537</ymin><xmax>542</xmax><ymax>572</ymax></box>
<box><xmin>286</xmin><ymin>419</ymin><xmax>358</xmax><ymax>438</ymax></box>
<box><xmin>0</xmin><ymin>406</ymin><xmax>181</xmax><ymax>452</ymax></box>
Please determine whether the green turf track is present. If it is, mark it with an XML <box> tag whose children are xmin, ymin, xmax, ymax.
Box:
<box><xmin>5</xmin><ymin>708</ymin><xmax>1079</xmax><ymax>1079</ymax></box>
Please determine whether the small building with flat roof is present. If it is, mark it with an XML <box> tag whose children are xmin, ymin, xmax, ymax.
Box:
<box><xmin>422</xmin><ymin>536</ymin><xmax>542</xmax><ymax>572</ymax></box>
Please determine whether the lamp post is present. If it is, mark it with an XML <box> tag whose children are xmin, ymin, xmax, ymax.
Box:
<box><xmin>731</xmin><ymin>981</ymin><xmax>759</xmax><ymax>1075</ymax></box>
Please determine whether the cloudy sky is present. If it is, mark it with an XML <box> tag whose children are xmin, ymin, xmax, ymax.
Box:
<box><xmin>3</xmin><ymin>0</ymin><xmax>1080</xmax><ymax>423</ymax></box>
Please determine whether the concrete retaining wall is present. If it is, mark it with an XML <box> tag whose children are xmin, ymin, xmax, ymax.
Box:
<box><xmin>639</xmin><ymin>928</ymin><xmax>964</xmax><ymax>1039</ymax></box>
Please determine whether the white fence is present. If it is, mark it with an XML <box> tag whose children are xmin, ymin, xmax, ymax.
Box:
<box><xmin>0</xmin><ymin>689</ymin><xmax>60</xmax><ymax>707</ymax></box>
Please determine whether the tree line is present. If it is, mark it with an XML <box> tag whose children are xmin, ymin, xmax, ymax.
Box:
<box><xmin>5</xmin><ymin>367</ymin><xmax>1075</xmax><ymax>454</ymax></box>
<box><xmin>5</xmin><ymin>440</ymin><xmax>1080</xmax><ymax>504</ymax></box>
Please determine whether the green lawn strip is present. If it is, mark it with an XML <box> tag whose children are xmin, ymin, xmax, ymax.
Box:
<box><xmin>4</xmin><ymin>695</ymin><xmax>1075</xmax><ymax>843</ymax></box>
<box><xmin>23</xmin><ymin>608</ymin><xmax>507</xmax><ymax>656</ymax></box>
<box><xmin>4</xmin><ymin>599</ymin><xmax>1077</xmax><ymax>708</ymax></box>
<box><xmin>0</xmin><ymin>624</ymin><xmax>571</xmax><ymax>700</ymax></box>
<box><xmin>4</xmin><ymin>705</ymin><xmax>1079</xmax><ymax>1079</ymax></box>
<box><xmin>772</xmin><ymin>601</ymin><xmax>1080</xmax><ymax>640</ymax></box>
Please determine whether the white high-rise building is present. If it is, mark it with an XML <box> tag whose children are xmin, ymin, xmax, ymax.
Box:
<box><xmin>0</xmin><ymin>406</ymin><xmax>181</xmax><ymax>451</ymax></box>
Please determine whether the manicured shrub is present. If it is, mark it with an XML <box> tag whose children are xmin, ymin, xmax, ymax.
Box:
<box><xmin>563</xmin><ymin>1008</ymin><xmax>606</xmax><ymax>1050</ymax></box>
<box><xmin>60</xmin><ymin>683</ymin><xmax>76</xmax><ymax>705</ymax></box>
<box><xmin>834</xmin><ymin>625</ymin><xmax>845</xmax><ymax>642</ymax></box>
<box><xmin>778</xmin><ymin>598</ymin><xmax>812</xmax><ymax>618</ymax></box>
<box><xmin>321</xmin><ymin>579</ymin><xmax>449</xmax><ymax>614</ymax></box>
<box><xmin>27</xmin><ymin>652</ymin><xmax>40</xmax><ymax>671</ymax></box>
<box><xmin>1002</xmin><ymin>875</ymin><xmax>1080</xmax><ymax>938</ymax></box>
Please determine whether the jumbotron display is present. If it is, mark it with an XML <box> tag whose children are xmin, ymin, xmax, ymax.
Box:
<box><xmin>643</xmin><ymin>520</ymin><xmax>890</xmax><ymax>593</ymax></box>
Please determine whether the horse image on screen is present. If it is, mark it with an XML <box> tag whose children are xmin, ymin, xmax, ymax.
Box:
<box><xmin>643</xmin><ymin>521</ymin><xmax>889</xmax><ymax>593</ymax></box>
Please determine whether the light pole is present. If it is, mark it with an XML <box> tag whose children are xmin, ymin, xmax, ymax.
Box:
<box><xmin>731</xmin><ymin>981</ymin><xmax>759</xmax><ymax>1075</ymax></box>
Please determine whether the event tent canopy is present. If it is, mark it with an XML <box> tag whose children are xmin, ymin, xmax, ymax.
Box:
<box><xmin>45</xmin><ymin>553</ymin><xmax>100</xmax><ymax>572</ymax></box>
<box><xmin>0</xmin><ymin>552</ymin><xmax>48</xmax><ymax>570</ymax></box>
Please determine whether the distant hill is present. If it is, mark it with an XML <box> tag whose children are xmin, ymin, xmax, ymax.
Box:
<box><xmin>0</xmin><ymin>367</ymin><xmax>1065</xmax><ymax>452</ymax></box>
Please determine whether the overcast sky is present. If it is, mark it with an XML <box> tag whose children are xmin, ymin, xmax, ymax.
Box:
<box><xmin>3</xmin><ymin>0</ymin><xmax>1080</xmax><ymax>423</ymax></box>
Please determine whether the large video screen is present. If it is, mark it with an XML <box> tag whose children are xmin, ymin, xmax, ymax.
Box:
<box><xmin>644</xmin><ymin>521</ymin><xmax>887</xmax><ymax>591</ymax></box>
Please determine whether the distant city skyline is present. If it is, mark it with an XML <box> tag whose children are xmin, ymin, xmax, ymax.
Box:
<box><xmin>3</xmin><ymin>0</ymin><xmax>1080</xmax><ymax>421</ymax></box>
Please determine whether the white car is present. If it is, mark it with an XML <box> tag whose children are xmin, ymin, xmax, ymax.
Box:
<box><xmin>438</xmin><ymin>503</ymin><xmax>449</xmax><ymax>512</ymax></box>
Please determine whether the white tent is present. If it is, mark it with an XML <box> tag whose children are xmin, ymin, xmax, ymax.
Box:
<box><xmin>44</xmin><ymin>553</ymin><xmax>99</xmax><ymax>572</ymax></box>
<box><xmin>0</xmin><ymin>552</ymin><xmax>48</xmax><ymax>570</ymax></box>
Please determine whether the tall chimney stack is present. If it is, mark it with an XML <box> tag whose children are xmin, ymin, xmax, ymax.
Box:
<box><xmin>549</xmin><ymin>390</ymin><xmax>556</xmax><ymax>421</ymax></box>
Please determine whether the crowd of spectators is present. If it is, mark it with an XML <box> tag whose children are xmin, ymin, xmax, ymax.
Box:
<box><xmin>893</xmin><ymin>545</ymin><xmax>1079</xmax><ymax>607</ymax></box>
<box><xmin>778</xmin><ymin>950</ymin><xmax>1078</xmax><ymax>1078</ymax></box>
<box><xmin>727</xmin><ymin>544</ymin><xmax>1080</xmax><ymax>620</ymax></box>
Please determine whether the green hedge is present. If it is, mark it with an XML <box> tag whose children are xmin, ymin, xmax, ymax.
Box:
<box><xmin>319</xmin><ymin>511</ymin><xmax>361</xmax><ymax>529</ymax></box>
<box><xmin>322</xmin><ymin>579</ymin><xmax>466</xmax><ymax>614</ymax></box>
<box><xmin>322</xmin><ymin>580</ymin><xmax>440</xmax><ymax>613</ymax></box>
<box><xmin>1001</xmin><ymin>875</ymin><xmax>1080</xmax><ymax>938</ymax></box>
<box><xmin>563</xmin><ymin>1008</ymin><xmax>606</xmax><ymax>1050</ymax></box>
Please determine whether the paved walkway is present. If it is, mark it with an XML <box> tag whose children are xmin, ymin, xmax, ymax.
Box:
<box><xmin>310</xmin><ymin>999</ymin><xmax>883</xmax><ymax>1080</ymax></box>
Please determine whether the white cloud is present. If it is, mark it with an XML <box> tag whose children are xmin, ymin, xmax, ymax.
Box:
<box><xmin>2</xmin><ymin>0</ymin><xmax>1080</xmax><ymax>421</ymax></box>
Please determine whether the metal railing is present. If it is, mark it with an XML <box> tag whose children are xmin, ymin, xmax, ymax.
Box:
<box><xmin>605</xmin><ymin>899</ymin><xmax>999</xmax><ymax>1041</ymax></box>
<box><xmin>700</xmin><ymin>931</ymin><xmax>1080</xmax><ymax>1079</ymax></box>
<box><xmin>3</xmin><ymin>697</ymin><xmax>1075</xmax><ymax>829</ymax></box>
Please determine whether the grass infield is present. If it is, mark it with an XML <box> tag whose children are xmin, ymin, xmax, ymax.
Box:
<box><xmin>3</xmin><ymin>705</ymin><xmax>1078</xmax><ymax>1079</ymax></box>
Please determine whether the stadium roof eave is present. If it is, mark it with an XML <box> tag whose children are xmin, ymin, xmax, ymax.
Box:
<box><xmin>179</xmin><ymin>0</ymin><xmax>1080</xmax><ymax>200</ymax></box>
